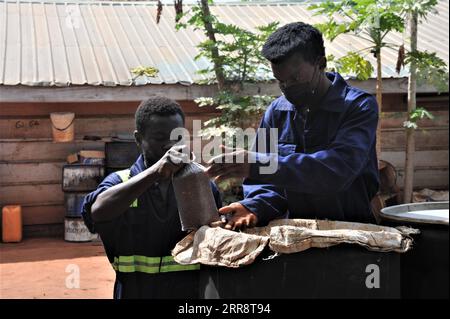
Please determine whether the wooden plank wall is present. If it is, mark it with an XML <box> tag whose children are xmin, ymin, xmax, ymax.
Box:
<box><xmin>0</xmin><ymin>100</ymin><xmax>219</xmax><ymax>234</ymax></box>
<box><xmin>378</xmin><ymin>94</ymin><xmax>448</xmax><ymax>190</ymax></box>
<box><xmin>0</xmin><ymin>94</ymin><xmax>448</xmax><ymax>234</ymax></box>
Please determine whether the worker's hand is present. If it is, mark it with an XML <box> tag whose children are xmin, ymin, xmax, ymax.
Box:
<box><xmin>152</xmin><ymin>145</ymin><xmax>189</xmax><ymax>180</ymax></box>
<box><xmin>218</xmin><ymin>202</ymin><xmax>258</xmax><ymax>231</ymax></box>
<box><xmin>205</xmin><ymin>145</ymin><xmax>251</xmax><ymax>183</ymax></box>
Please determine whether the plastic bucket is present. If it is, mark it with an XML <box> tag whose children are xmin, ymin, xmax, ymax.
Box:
<box><xmin>50</xmin><ymin>112</ymin><xmax>75</xmax><ymax>142</ymax></box>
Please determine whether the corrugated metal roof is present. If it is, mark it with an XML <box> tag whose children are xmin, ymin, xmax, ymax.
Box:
<box><xmin>0</xmin><ymin>0</ymin><xmax>448</xmax><ymax>87</ymax></box>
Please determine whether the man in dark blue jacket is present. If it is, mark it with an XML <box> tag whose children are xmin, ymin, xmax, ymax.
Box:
<box><xmin>206</xmin><ymin>22</ymin><xmax>379</xmax><ymax>229</ymax></box>
<box><xmin>82</xmin><ymin>97</ymin><xmax>221</xmax><ymax>299</ymax></box>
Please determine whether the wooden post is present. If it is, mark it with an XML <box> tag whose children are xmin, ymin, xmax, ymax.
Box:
<box><xmin>403</xmin><ymin>11</ymin><xmax>418</xmax><ymax>204</ymax></box>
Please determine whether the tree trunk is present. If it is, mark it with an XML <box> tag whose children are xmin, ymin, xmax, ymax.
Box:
<box><xmin>375</xmin><ymin>51</ymin><xmax>383</xmax><ymax>160</ymax></box>
<box><xmin>200</xmin><ymin>0</ymin><xmax>226</xmax><ymax>91</ymax></box>
<box><xmin>403</xmin><ymin>12</ymin><xmax>418</xmax><ymax>204</ymax></box>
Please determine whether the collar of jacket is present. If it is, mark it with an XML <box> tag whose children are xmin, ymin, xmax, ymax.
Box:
<box><xmin>129</xmin><ymin>154</ymin><xmax>146</xmax><ymax>177</ymax></box>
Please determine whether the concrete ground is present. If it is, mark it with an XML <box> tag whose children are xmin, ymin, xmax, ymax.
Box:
<box><xmin>0</xmin><ymin>238</ymin><xmax>115</xmax><ymax>299</ymax></box>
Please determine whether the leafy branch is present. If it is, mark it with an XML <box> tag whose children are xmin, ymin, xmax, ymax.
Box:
<box><xmin>131</xmin><ymin>66</ymin><xmax>159</xmax><ymax>81</ymax></box>
<box><xmin>403</xmin><ymin>107</ymin><xmax>434</xmax><ymax>130</ymax></box>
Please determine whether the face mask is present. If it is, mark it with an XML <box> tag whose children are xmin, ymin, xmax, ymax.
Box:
<box><xmin>279</xmin><ymin>63</ymin><xmax>320</xmax><ymax>107</ymax></box>
<box><xmin>281</xmin><ymin>82</ymin><xmax>315</xmax><ymax>107</ymax></box>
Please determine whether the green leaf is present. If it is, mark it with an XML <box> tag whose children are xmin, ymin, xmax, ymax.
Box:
<box><xmin>401</xmin><ymin>0</ymin><xmax>438</xmax><ymax>19</ymax></box>
<box><xmin>404</xmin><ymin>107</ymin><xmax>435</xmax><ymax>130</ymax></box>
<box><xmin>314</xmin><ymin>21</ymin><xmax>353</xmax><ymax>41</ymax></box>
<box><xmin>334</xmin><ymin>52</ymin><xmax>374</xmax><ymax>80</ymax></box>
<box><xmin>409</xmin><ymin>107</ymin><xmax>434</xmax><ymax>121</ymax></box>
<box><xmin>310</xmin><ymin>0</ymin><xmax>405</xmax><ymax>48</ymax></box>
<box><xmin>195</xmin><ymin>90</ymin><xmax>274</xmax><ymax>144</ymax></box>
<box><xmin>130</xmin><ymin>66</ymin><xmax>159</xmax><ymax>78</ymax></box>
<box><xmin>406</xmin><ymin>51</ymin><xmax>449</xmax><ymax>93</ymax></box>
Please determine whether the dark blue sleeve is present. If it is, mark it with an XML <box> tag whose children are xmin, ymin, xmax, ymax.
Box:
<box><xmin>240</xmin><ymin>106</ymin><xmax>289</xmax><ymax>226</ymax></box>
<box><xmin>81</xmin><ymin>172</ymin><xmax>122</xmax><ymax>234</ymax></box>
<box><xmin>249</xmin><ymin>95</ymin><xmax>379</xmax><ymax>194</ymax></box>
<box><xmin>240</xmin><ymin>182</ymin><xmax>288</xmax><ymax>226</ymax></box>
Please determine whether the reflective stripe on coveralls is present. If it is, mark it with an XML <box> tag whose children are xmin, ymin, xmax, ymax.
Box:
<box><xmin>112</xmin><ymin>255</ymin><xmax>200</xmax><ymax>273</ymax></box>
<box><xmin>115</xmin><ymin>169</ymin><xmax>138</xmax><ymax>208</ymax></box>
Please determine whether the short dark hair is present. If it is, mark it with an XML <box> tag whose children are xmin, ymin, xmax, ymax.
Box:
<box><xmin>135</xmin><ymin>97</ymin><xmax>185</xmax><ymax>133</ymax></box>
<box><xmin>261</xmin><ymin>22</ymin><xmax>325</xmax><ymax>64</ymax></box>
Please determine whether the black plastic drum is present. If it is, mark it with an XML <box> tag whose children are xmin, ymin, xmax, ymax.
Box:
<box><xmin>380</xmin><ymin>201</ymin><xmax>449</xmax><ymax>299</ymax></box>
<box><xmin>200</xmin><ymin>244</ymin><xmax>400</xmax><ymax>299</ymax></box>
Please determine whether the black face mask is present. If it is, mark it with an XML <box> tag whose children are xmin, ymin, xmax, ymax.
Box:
<box><xmin>281</xmin><ymin>82</ymin><xmax>315</xmax><ymax>107</ymax></box>
<box><xmin>279</xmin><ymin>64</ymin><xmax>320</xmax><ymax>108</ymax></box>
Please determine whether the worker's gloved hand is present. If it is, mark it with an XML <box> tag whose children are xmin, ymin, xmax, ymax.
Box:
<box><xmin>216</xmin><ymin>202</ymin><xmax>258</xmax><ymax>231</ymax></box>
<box><xmin>152</xmin><ymin>145</ymin><xmax>189</xmax><ymax>180</ymax></box>
<box><xmin>205</xmin><ymin>145</ymin><xmax>252</xmax><ymax>183</ymax></box>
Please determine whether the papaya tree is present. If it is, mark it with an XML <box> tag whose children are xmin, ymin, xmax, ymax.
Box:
<box><xmin>309</xmin><ymin>0</ymin><xmax>448</xmax><ymax>204</ymax></box>
<box><xmin>399</xmin><ymin>0</ymin><xmax>448</xmax><ymax>203</ymax></box>
<box><xmin>308</xmin><ymin>0</ymin><xmax>406</xmax><ymax>158</ymax></box>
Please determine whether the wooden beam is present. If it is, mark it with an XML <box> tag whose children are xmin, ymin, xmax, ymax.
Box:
<box><xmin>0</xmin><ymin>114</ymin><xmax>219</xmax><ymax>139</ymax></box>
<box><xmin>347</xmin><ymin>78</ymin><xmax>448</xmax><ymax>94</ymax></box>
<box><xmin>21</xmin><ymin>205</ymin><xmax>66</xmax><ymax>226</ymax></box>
<box><xmin>0</xmin><ymin>100</ymin><xmax>220</xmax><ymax>117</ymax></box>
<box><xmin>396</xmin><ymin>167</ymin><xmax>449</xmax><ymax>190</ymax></box>
<box><xmin>0</xmin><ymin>117</ymin><xmax>134</xmax><ymax>139</ymax></box>
<box><xmin>380</xmin><ymin>127</ymin><xmax>449</xmax><ymax>151</ymax></box>
<box><xmin>0</xmin><ymin>140</ymin><xmax>105</xmax><ymax>162</ymax></box>
<box><xmin>23</xmin><ymin>223</ymin><xmax>64</xmax><ymax>238</ymax></box>
<box><xmin>0</xmin><ymin>85</ymin><xmax>217</xmax><ymax>103</ymax></box>
<box><xmin>380</xmin><ymin>150</ymin><xmax>449</xmax><ymax>169</ymax></box>
<box><xmin>0</xmin><ymin>162</ymin><xmax>64</xmax><ymax>186</ymax></box>
<box><xmin>0</xmin><ymin>184</ymin><xmax>64</xmax><ymax>206</ymax></box>
<box><xmin>0</xmin><ymin>79</ymin><xmax>447</xmax><ymax>103</ymax></box>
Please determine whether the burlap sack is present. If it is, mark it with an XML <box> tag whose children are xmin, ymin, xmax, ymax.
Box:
<box><xmin>172</xmin><ymin>219</ymin><xmax>418</xmax><ymax>268</ymax></box>
<box><xmin>266</xmin><ymin>219</ymin><xmax>417</xmax><ymax>254</ymax></box>
<box><xmin>172</xmin><ymin>225</ymin><xmax>269</xmax><ymax>268</ymax></box>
